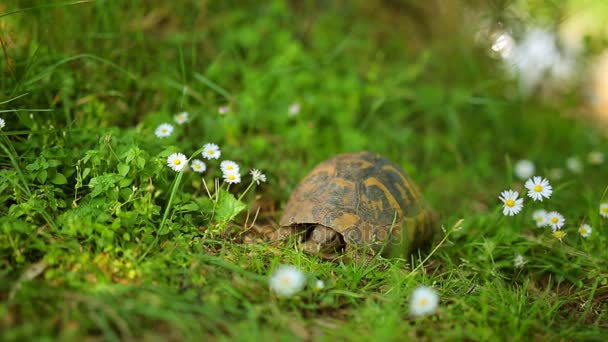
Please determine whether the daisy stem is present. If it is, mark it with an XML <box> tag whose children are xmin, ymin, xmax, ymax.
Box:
<box><xmin>139</xmin><ymin>168</ymin><xmax>184</xmax><ymax>261</ymax></box>
<box><xmin>238</xmin><ymin>180</ymin><xmax>256</xmax><ymax>202</ymax></box>
<box><xmin>202</xmin><ymin>177</ymin><xmax>213</xmax><ymax>199</ymax></box>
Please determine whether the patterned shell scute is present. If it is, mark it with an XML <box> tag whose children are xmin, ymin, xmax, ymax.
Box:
<box><xmin>280</xmin><ymin>151</ymin><xmax>424</xmax><ymax>248</ymax></box>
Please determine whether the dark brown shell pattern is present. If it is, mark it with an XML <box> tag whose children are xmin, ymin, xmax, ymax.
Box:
<box><xmin>280</xmin><ymin>151</ymin><xmax>436</xmax><ymax>255</ymax></box>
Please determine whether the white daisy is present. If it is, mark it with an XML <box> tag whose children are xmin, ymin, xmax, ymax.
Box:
<box><xmin>566</xmin><ymin>157</ymin><xmax>583</xmax><ymax>174</ymax></box>
<box><xmin>288</xmin><ymin>103</ymin><xmax>301</xmax><ymax>117</ymax></box>
<box><xmin>218</xmin><ymin>106</ymin><xmax>230</xmax><ymax>115</ymax></box>
<box><xmin>409</xmin><ymin>286</ymin><xmax>439</xmax><ymax>317</ymax></box>
<box><xmin>0</xmin><ymin>117</ymin><xmax>5</xmax><ymax>129</ymax></box>
<box><xmin>315</xmin><ymin>280</ymin><xmax>325</xmax><ymax>290</ymax></box>
<box><xmin>600</xmin><ymin>203</ymin><xmax>608</xmax><ymax>218</ymax></box>
<box><xmin>220</xmin><ymin>160</ymin><xmax>240</xmax><ymax>174</ymax></box>
<box><xmin>578</xmin><ymin>224</ymin><xmax>592</xmax><ymax>238</ymax></box>
<box><xmin>499</xmin><ymin>190</ymin><xmax>524</xmax><ymax>216</ymax></box>
<box><xmin>167</xmin><ymin>152</ymin><xmax>187</xmax><ymax>172</ymax></box>
<box><xmin>553</xmin><ymin>230</ymin><xmax>566</xmax><ymax>241</ymax></box>
<box><xmin>514</xmin><ymin>160</ymin><xmax>535</xmax><ymax>180</ymax></box>
<box><xmin>269</xmin><ymin>265</ymin><xmax>306</xmax><ymax>297</ymax></box>
<box><xmin>223</xmin><ymin>170</ymin><xmax>241</xmax><ymax>184</ymax></box>
<box><xmin>491</xmin><ymin>31</ymin><xmax>515</xmax><ymax>59</ymax></box>
<box><xmin>514</xmin><ymin>254</ymin><xmax>527</xmax><ymax>268</ymax></box>
<box><xmin>532</xmin><ymin>209</ymin><xmax>548</xmax><ymax>227</ymax></box>
<box><xmin>524</xmin><ymin>176</ymin><xmax>552</xmax><ymax>201</ymax></box>
<box><xmin>546</xmin><ymin>211</ymin><xmax>565</xmax><ymax>231</ymax></box>
<box><xmin>588</xmin><ymin>151</ymin><xmax>604</xmax><ymax>165</ymax></box>
<box><xmin>174</xmin><ymin>112</ymin><xmax>189</xmax><ymax>125</ymax></box>
<box><xmin>155</xmin><ymin>123</ymin><xmax>174</xmax><ymax>138</ymax></box>
<box><xmin>250</xmin><ymin>169</ymin><xmax>267</xmax><ymax>185</ymax></box>
<box><xmin>501</xmin><ymin>28</ymin><xmax>575</xmax><ymax>95</ymax></box>
<box><xmin>201</xmin><ymin>143</ymin><xmax>221</xmax><ymax>160</ymax></box>
<box><xmin>190</xmin><ymin>159</ymin><xmax>206</xmax><ymax>173</ymax></box>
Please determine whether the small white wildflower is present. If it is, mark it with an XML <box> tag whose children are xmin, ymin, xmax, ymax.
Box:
<box><xmin>566</xmin><ymin>157</ymin><xmax>583</xmax><ymax>174</ymax></box>
<box><xmin>190</xmin><ymin>159</ymin><xmax>206</xmax><ymax>173</ymax></box>
<box><xmin>549</xmin><ymin>168</ymin><xmax>564</xmax><ymax>181</ymax></box>
<box><xmin>315</xmin><ymin>280</ymin><xmax>325</xmax><ymax>290</ymax></box>
<box><xmin>578</xmin><ymin>224</ymin><xmax>592</xmax><ymax>238</ymax></box>
<box><xmin>288</xmin><ymin>103</ymin><xmax>301</xmax><ymax>117</ymax></box>
<box><xmin>502</xmin><ymin>28</ymin><xmax>574</xmax><ymax>95</ymax></box>
<box><xmin>499</xmin><ymin>190</ymin><xmax>524</xmax><ymax>216</ymax></box>
<box><xmin>514</xmin><ymin>254</ymin><xmax>527</xmax><ymax>268</ymax></box>
<box><xmin>553</xmin><ymin>230</ymin><xmax>566</xmax><ymax>241</ymax></box>
<box><xmin>0</xmin><ymin>117</ymin><xmax>5</xmax><ymax>129</ymax></box>
<box><xmin>201</xmin><ymin>143</ymin><xmax>221</xmax><ymax>160</ymax></box>
<box><xmin>588</xmin><ymin>151</ymin><xmax>604</xmax><ymax>165</ymax></box>
<box><xmin>409</xmin><ymin>286</ymin><xmax>439</xmax><ymax>317</ymax></box>
<box><xmin>155</xmin><ymin>123</ymin><xmax>174</xmax><ymax>138</ymax></box>
<box><xmin>223</xmin><ymin>170</ymin><xmax>241</xmax><ymax>184</ymax></box>
<box><xmin>514</xmin><ymin>160</ymin><xmax>535</xmax><ymax>180</ymax></box>
<box><xmin>532</xmin><ymin>209</ymin><xmax>548</xmax><ymax>227</ymax></box>
<box><xmin>166</xmin><ymin>152</ymin><xmax>188</xmax><ymax>172</ymax></box>
<box><xmin>269</xmin><ymin>265</ymin><xmax>306</xmax><ymax>297</ymax></box>
<box><xmin>524</xmin><ymin>176</ymin><xmax>552</xmax><ymax>201</ymax></box>
<box><xmin>250</xmin><ymin>169</ymin><xmax>267</xmax><ymax>185</ymax></box>
<box><xmin>218</xmin><ymin>106</ymin><xmax>230</xmax><ymax>115</ymax></box>
<box><xmin>546</xmin><ymin>211</ymin><xmax>565</xmax><ymax>231</ymax></box>
<box><xmin>174</xmin><ymin>112</ymin><xmax>189</xmax><ymax>125</ymax></box>
<box><xmin>220</xmin><ymin>160</ymin><xmax>240</xmax><ymax>174</ymax></box>
<box><xmin>491</xmin><ymin>31</ymin><xmax>516</xmax><ymax>59</ymax></box>
<box><xmin>600</xmin><ymin>203</ymin><xmax>608</xmax><ymax>218</ymax></box>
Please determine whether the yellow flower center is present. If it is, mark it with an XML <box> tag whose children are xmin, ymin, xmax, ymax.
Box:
<box><xmin>551</xmin><ymin>217</ymin><xmax>558</xmax><ymax>224</ymax></box>
<box><xmin>534</xmin><ymin>185</ymin><xmax>542</xmax><ymax>192</ymax></box>
<box><xmin>418</xmin><ymin>297</ymin><xmax>429</xmax><ymax>306</ymax></box>
<box><xmin>602</xmin><ymin>207</ymin><xmax>608</xmax><ymax>213</ymax></box>
<box><xmin>279</xmin><ymin>276</ymin><xmax>291</xmax><ymax>286</ymax></box>
<box><xmin>174</xmin><ymin>159</ymin><xmax>181</xmax><ymax>165</ymax></box>
<box><xmin>208</xmin><ymin>150</ymin><xmax>214</xmax><ymax>155</ymax></box>
<box><xmin>229</xmin><ymin>175</ymin><xmax>235</xmax><ymax>180</ymax></box>
<box><xmin>194</xmin><ymin>164</ymin><xmax>200</xmax><ymax>169</ymax></box>
<box><xmin>161</xmin><ymin>129</ymin><xmax>167</xmax><ymax>133</ymax></box>
<box><xmin>536</xmin><ymin>217</ymin><xmax>544</xmax><ymax>222</ymax></box>
<box><xmin>227</xmin><ymin>165</ymin><xmax>233</xmax><ymax>170</ymax></box>
<box><xmin>505</xmin><ymin>199</ymin><xmax>515</xmax><ymax>207</ymax></box>
<box><xmin>581</xmin><ymin>228</ymin><xmax>587</xmax><ymax>234</ymax></box>
<box><xmin>554</xmin><ymin>231</ymin><xmax>565</xmax><ymax>239</ymax></box>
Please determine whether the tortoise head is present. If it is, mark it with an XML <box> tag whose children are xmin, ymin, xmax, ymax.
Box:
<box><xmin>302</xmin><ymin>225</ymin><xmax>345</xmax><ymax>259</ymax></box>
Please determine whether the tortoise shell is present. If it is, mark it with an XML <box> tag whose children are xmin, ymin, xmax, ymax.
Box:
<box><xmin>279</xmin><ymin>151</ymin><xmax>436</xmax><ymax>256</ymax></box>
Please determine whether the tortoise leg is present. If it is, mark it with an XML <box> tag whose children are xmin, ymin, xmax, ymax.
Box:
<box><xmin>269</xmin><ymin>225</ymin><xmax>307</xmax><ymax>242</ymax></box>
<box><xmin>342</xmin><ymin>243</ymin><xmax>377</xmax><ymax>265</ymax></box>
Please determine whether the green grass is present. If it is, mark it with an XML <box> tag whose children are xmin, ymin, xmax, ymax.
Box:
<box><xmin>1</xmin><ymin>1</ymin><xmax>608</xmax><ymax>340</ymax></box>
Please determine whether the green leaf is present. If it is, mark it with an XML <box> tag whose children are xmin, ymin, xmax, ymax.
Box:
<box><xmin>118</xmin><ymin>177</ymin><xmax>133</xmax><ymax>188</ymax></box>
<box><xmin>37</xmin><ymin>170</ymin><xmax>47</xmax><ymax>184</ymax></box>
<box><xmin>88</xmin><ymin>173</ymin><xmax>122</xmax><ymax>198</ymax></box>
<box><xmin>47</xmin><ymin>159</ymin><xmax>61</xmax><ymax>168</ymax></box>
<box><xmin>135</xmin><ymin>156</ymin><xmax>146</xmax><ymax>169</ymax></box>
<box><xmin>51</xmin><ymin>173</ymin><xmax>68</xmax><ymax>185</ymax></box>
<box><xmin>117</xmin><ymin>163</ymin><xmax>130</xmax><ymax>176</ymax></box>
<box><xmin>178</xmin><ymin>202</ymin><xmax>201</xmax><ymax>212</ymax></box>
<box><xmin>214</xmin><ymin>189</ymin><xmax>246</xmax><ymax>226</ymax></box>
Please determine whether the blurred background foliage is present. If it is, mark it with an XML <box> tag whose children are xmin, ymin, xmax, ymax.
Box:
<box><xmin>1</xmin><ymin>0</ymin><xmax>608</xmax><ymax>212</ymax></box>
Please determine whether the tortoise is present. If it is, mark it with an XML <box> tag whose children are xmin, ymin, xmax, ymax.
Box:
<box><xmin>276</xmin><ymin>151</ymin><xmax>437</xmax><ymax>260</ymax></box>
